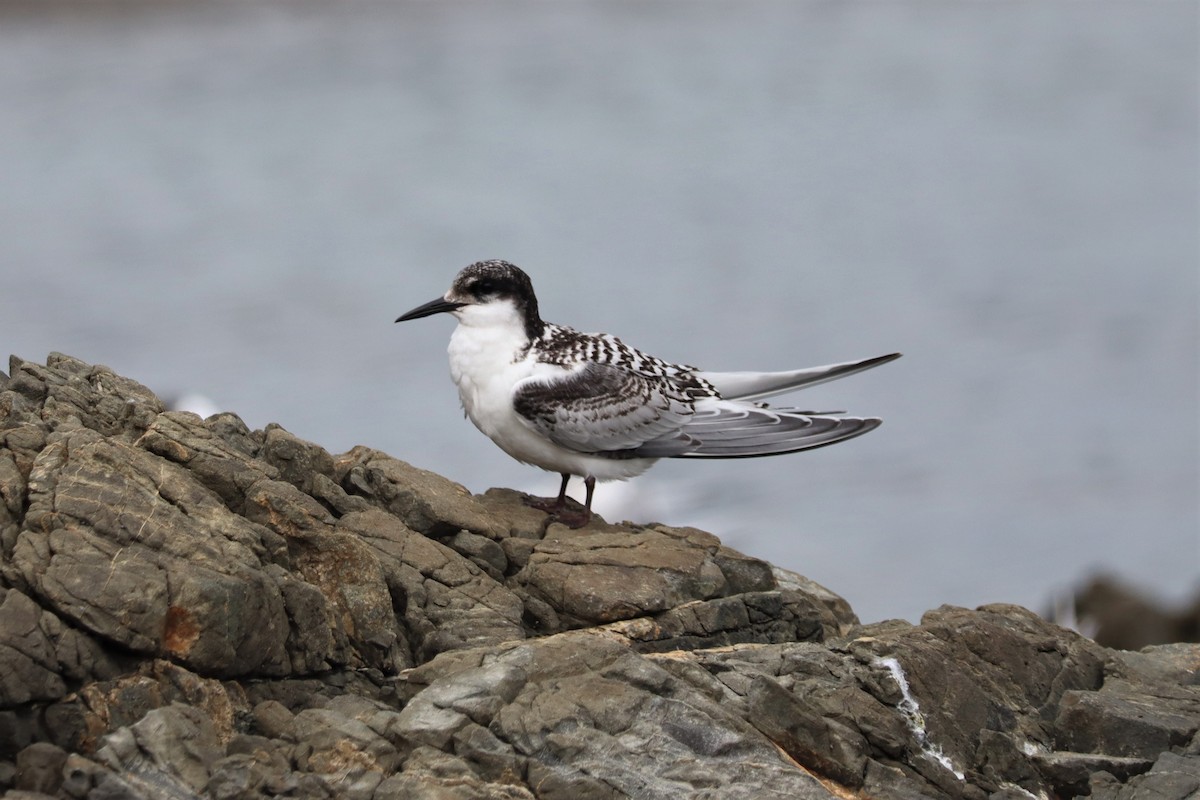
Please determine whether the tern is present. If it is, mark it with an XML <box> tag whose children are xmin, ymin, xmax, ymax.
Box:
<box><xmin>397</xmin><ymin>260</ymin><xmax>899</xmax><ymax>528</ymax></box>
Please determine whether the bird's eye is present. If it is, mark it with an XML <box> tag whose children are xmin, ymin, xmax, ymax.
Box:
<box><xmin>473</xmin><ymin>279</ymin><xmax>496</xmax><ymax>296</ymax></box>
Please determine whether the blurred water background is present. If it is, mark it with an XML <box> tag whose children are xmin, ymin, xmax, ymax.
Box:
<box><xmin>1</xmin><ymin>0</ymin><xmax>1196</xmax><ymax>624</ymax></box>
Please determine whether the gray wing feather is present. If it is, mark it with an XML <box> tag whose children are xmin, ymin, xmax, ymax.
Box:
<box><xmin>513</xmin><ymin>363</ymin><xmax>695</xmax><ymax>454</ymax></box>
<box><xmin>632</xmin><ymin>400</ymin><xmax>882</xmax><ymax>458</ymax></box>
<box><xmin>697</xmin><ymin>352</ymin><xmax>901</xmax><ymax>402</ymax></box>
<box><xmin>513</xmin><ymin>360</ymin><xmax>888</xmax><ymax>460</ymax></box>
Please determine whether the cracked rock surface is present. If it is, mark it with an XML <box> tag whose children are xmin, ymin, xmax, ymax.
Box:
<box><xmin>1</xmin><ymin>353</ymin><xmax>1197</xmax><ymax>799</ymax></box>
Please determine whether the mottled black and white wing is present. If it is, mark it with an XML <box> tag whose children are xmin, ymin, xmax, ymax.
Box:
<box><xmin>513</xmin><ymin>354</ymin><xmax>887</xmax><ymax>461</ymax></box>
<box><xmin>512</xmin><ymin>362</ymin><xmax>698</xmax><ymax>455</ymax></box>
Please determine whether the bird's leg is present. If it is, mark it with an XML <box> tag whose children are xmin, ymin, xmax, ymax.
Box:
<box><xmin>549</xmin><ymin>475</ymin><xmax>595</xmax><ymax>529</ymax></box>
<box><xmin>582</xmin><ymin>475</ymin><xmax>596</xmax><ymax>515</ymax></box>
<box><xmin>523</xmin><ymin>473</ymin><xmax>572</xmax><ymax>513</ymax></box>
<box><xmin>553</xmin><ymin>472</ymin><xmax>571</xmax><ymax>507</ymax></box>
<box><xmin>523</xmin><ymin>473</ymin><xmax>595</xmax><ymax>529</ymax></box>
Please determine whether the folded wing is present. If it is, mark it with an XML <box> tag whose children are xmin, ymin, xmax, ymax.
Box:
<box><xmin>631</xmin><ymin>400</ymin><xmax>881</xmax><ymax>458</ymax></box>
<box><xmin>512</xmin><ymin>362</ymin><xmax>697</xmax><ymax>455</ymax></box>
<box><xmin>513</xmin><ymin>361</ymin><xmax>884</xmax><ymax>461</ymax></box>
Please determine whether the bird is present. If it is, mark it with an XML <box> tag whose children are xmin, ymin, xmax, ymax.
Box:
<box><xmin>396</xmin><ymin>259</ymin><xmax>899</xmax><ymax>528</ymax></box>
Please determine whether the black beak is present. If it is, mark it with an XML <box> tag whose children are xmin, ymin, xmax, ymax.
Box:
<box><xmin>395</xmin><ymin>297</ymin><xmax>465</xmax><ymax>323</ymax></box>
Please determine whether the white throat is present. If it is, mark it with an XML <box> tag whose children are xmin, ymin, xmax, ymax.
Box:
<box><xmin>446</xmin><ymin>299</ymin><xmax>535</xmax><ymax>432</ymax></box>
<box><xmin>450</xmin><ymin>297</ymin><xmax>530</xmax><ymax>336</ymax></box>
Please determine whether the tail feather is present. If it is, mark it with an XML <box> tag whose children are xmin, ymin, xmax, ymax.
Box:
<box><xmin>698</xmin><ymin>352</ymin><xmax>901</xmax><ymax>402</ymax></box>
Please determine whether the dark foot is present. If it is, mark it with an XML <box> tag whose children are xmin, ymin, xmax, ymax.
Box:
<box><xmin>548</xmin><ymin>508</ymin><xmax>592</xmax><ymax>529</ymax></box>
<box><xmin>521</xmin><ymin>474</ymin><xmax>594</xmax><ymax>529</ymax></box>
<box><xmin>522</xmin><ymin>495</ymin><xmax>568</xmax><ymax>514</ymax></box>
<box><xmin>521</xmin><ymin>495</ymin><xmax>592</xmax><ymax>528</ymax></box>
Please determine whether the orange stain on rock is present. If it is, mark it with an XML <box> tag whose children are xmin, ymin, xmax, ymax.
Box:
<box><xmin>163</xmin><ymin>605</ymin><xmax>200</xmax><ymax>657</ymax></box>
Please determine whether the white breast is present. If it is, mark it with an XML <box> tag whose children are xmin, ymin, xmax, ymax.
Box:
<box><xmin>445</xmin><ymin>321</ymin><xmax>657</xmax><ymax>482</ymax></box>
<box><xmin>447</xmin><ymin>321</ymin><xmax>535</xmax><ymax>435</ymax></box>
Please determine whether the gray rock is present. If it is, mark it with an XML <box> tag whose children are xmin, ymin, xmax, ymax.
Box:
<box><xmin>3</xmin><ymin>353</ymin><xmax>1199</xmax><ymax>800</ymax></box>
<box><xmin>514</xmin><ymin>524</ymin><xmax>770</xmax><ymax>625</ymax></box>
<box><xmin>5</xmin><ymin>354</ymin><xmax>163</xmax><ymax>440</ymax></box>
<box><xmin>746</xmin><ymin>673</ymin><xmax>869</xmax><ymax>786</ymax></box>
<box><xmin>1109</xmin><ymin>643</ymin><xmax>1200</xmax><ymax>686</ymax></box>
<box><xmin>397</xmin><ymin>661</ymin><xmax>527</xmax><ymax>749</ymax></box>
<box><xmin>337</xmin><ymin>447</ymin><xmax>505</xmax><ymax>538</ymax></box>
<box><xmin>0</xmin><ymin>589</ymin><xmax>68</xmax><ymax>705</ymax></box>
<box><xmin>442</xmin><ymin>529</ymin><xmax>509</xmax><ymax>581</ymax></box>
<box><xmin>608</xmin><ymin>589</ymin><xmax>841</xmax><ymax>653</ymax></box>
<box><xmin>16</xmin><ymin>427</ymin><xmax>292</xmax><ymax>677</ymax></box>
<box><xmin>1089</xmin><ymin>751</ymin><xmax>1200</xmax><ymax>800</ymax></box>
<box><xmin>59</xmin><ymin>753</ymin><xmax>107</xmax><ymax>799</ymax></box>
<box><xmin>1031</xmin><ymin>750</ymin><xmax>1154</xmax><ymax>796</ymax></box>
<box><xmin>375</xmin><ymin>746</ymin><xmax>534</xmax><ymax>800</ymax></box>
<box><xmin>1054</xmin><ymin>678</ymin><xmax>1200</xmax><ymax>759</ymax></box>
<box><xmin>13</xmin><ymin>742</ymin><xmax>68</xmax><ymax>794</ymax></box>
<box><xmin>343</xmin><ymin>508</ymin><xmax>526</xmax><ymax>661</ymax></box>
<box><xmin>476</xmin><ymin>487</ymin><xmax>555</xmax><ymax>540</ymax></box>
<box><xmin>97</xmin><ymin>703</ymin><xmax>223</xmax><ymax>793</ymax></box>
<box><xmin>773</xmin><ymin>565</ymin><xmax>860</xmax><ymax>632</ymax></box>
<box><xmin>405</xmin><ymin>630</ymin><xmax>839</xmax><ymax>799</ymax></box>
<box><xmin>41</xmin><ymin>659</ymin><xmax>242</xmax><ymax>758</ymax></box>
<box><xmin>290</xmin><ymin>704</ymin><xmax>399</xmax><ymax>795</ymax></box>
<box><xmin>250</xmin><ymin>700</ymin><xmax>296</xmax><ymax>741</ymax></box>
<box><xmin>452</xmin><ymin>722</ymin><xmax>526</xmax><ymax>783</ymax></box>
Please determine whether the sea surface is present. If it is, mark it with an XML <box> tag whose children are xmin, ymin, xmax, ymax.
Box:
<box><xmin>1</xmin><ymin>0</ymin><xmax>1196</xmax><ymax>624</ymax></box>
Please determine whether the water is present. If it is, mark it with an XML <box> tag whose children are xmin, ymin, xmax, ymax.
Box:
<box><xmin>1</xmin><ymin>0</ymin><xmax>1196</xmax><ymax>624</ymax></box>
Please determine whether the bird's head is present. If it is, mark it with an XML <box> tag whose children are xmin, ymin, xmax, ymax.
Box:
<box><xmin>395</xmin><ymin>259</ymin><xmax>544</xmax><ymax>339</ymax></box>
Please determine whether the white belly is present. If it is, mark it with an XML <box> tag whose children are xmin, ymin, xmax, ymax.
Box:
<box><xmin>446</xmin><ymin>325</ymin><xmax>657</xmax><ymax>481</ymax></box>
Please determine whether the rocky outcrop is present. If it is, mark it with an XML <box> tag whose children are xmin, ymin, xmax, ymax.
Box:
<box><xmin>0</xmin><ymin>353</ymin><xmax>1196</xmax><ymax>800</ymax></box>
<box><xmin>1067</xmin><ymin>574</ymin><xmax>1200</xmax><ymax>651</ymax></box>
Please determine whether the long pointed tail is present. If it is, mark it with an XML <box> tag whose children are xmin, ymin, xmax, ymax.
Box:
<box><xmin>696</xmin><ymin>352</ymin><xmax>900</xmax><ymax>402</ymax></box>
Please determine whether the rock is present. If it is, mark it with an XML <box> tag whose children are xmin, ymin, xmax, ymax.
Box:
<box><xmin>411</xmin><ymin>630</ymin><xmax>838</xmax><ymax>799</ymax></box>
<box><xmin>746</xmin><ymin>673</ymin><xmax>870</xmax><ymax>786</ymax></box>
<box><xmin>97</xmin><ymin>703</ymin><xmax>224</xmax><ymax>793</ymax></box>
<box><xmin>16</xmin><ymin>426</ymin><xmax>293</xmax><ymax>677</ymax></box>
<box><xmin>375</xmin><ymin>746</ymin><xmax>533</xmax><ymax>800</ymax></box>
<box><xmin>396</xmin><ymin>661</ymin><xmax>526</xmax><ymax>749</ymax></box>
<box><xmin>2</xmin><ymin>353</ymin><xmax>1199</xmax><ymax>799</ymax></box>
<box><xmin>1054</xmin><ymin>678</ymin><xmax>1200</xmax><ymax>759</ymax></box>
<box><xmin>42</xmin><ymin>659</ymin><xmax>242</xmax><ymax>756</ymax></box>
<box><xmin>441</xmin><ymin>530</ymin><xmax>508</xmax><ymax>581</ymax></box>
<box><xmin>475</xmin><ymin>488</ymin><xmax>553</xmax><ymax>540</ymax></box>
<box><xmin>289</xmin><ymin>701</ymin><xmax>401</xmax><ymax>796</ymax></box>
<box><xmin>0</xmin><ymin>588</ymin><xmax>69</xmax><ymax>705</ymax></box>
<box><xmin>1070</xmin><ymin>574</ymin><xmax>1200</xmax><ymax>650</ymax></box>
<box><xmin>337</xmin><ymin>447</ymin><xmax>504</xmax><ymax>539</ymax></box>
<box><xmin>1031</xmin><ymin>750</ymin><xmax>1154</xmax><ymax>796</ymax></box>
<box><xmin>608</xmin><ymin>589</ymin><xmax>843</xmax><ymax>653</ymax></box>
<box><xmin>343</xmin><ymin>508</ymin><xmax>526</xmax><ymax>662</ymax></box>
<box><xmin>513</xmin><ymin>524</ymin><xmax>775</xmax><ymax>626</ymax></box>
<box><xmin>13</xmin><ymin>742</ymin><xmax>68</xmax><ymax>794</ymax></box>
<box><xmin>1089</xmin><ymin>751</ymin><xmax>1200</xmax><ymax>800</ymax></box>
<box><xmin>59</xmin><ymin>753</ymin><xmax>107</xmax><ymax>798</ymax></box>
<box><xmin>1108</xmin><ymin>642</ymin><xmax>1200</xmax><ymax>686</ymax></box>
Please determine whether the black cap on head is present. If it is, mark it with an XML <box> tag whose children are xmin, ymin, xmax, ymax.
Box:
<box><xmin>451</xmin><ymin>260</ymin><xmax>544</xmax><ymax>339</ymax></box>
